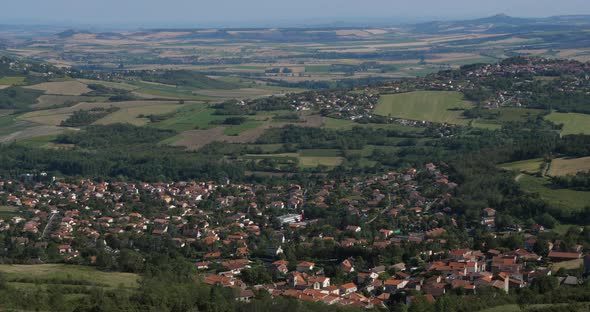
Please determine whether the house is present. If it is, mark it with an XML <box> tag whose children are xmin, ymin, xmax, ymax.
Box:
<box><xmin>235</xmin><ymin>289</ymin><xmax>255</xmax><ymax>302</ymax></box>
<box><xmin>296</xmin><ymin>261</ymin><xmax>315</xmax><ymax>272</ymax></box>
<box><xmin>548</xmin><ymin>251</ymin><xmax>582</xmax><ymax>261</ymax></box>
<box><xmin>357</xmin><ymin>272</ymin><xmax>379</xmax><ymax>284</ymax></box>
<box><xmin>267</xmin><ymin>246</ymin><xmax>284</xmax><ymax>258</ymax></box>
<box><xmin>339</xmin><ymin>283</ymin><xmax>358</xmax><ymax>295</ymax></box>
<box><xmin>57</xmin><ymin>245</ymin><xmax>72</xmax><ymax>253</ymax></box>
<box><xmin>340</xmin><ymin>259</ymin><xmax>354</xmax><ymax>273</ymax></box>
<box><xmin>196</xmin><ymin>261</ymin><xmax>210</xmax><ymax>270</ymax></box>
<box><xmin>309</xmin><ymin>276</ymin><xmax>331</xmax><ymax>289</ymax></box>
<box><xmin>558</xmin><ymin>276</ymin><xmax>578</xmax><ymax>286</ymax></box>
<box><xmin>277</xmin><ymin>214</ymin><xmax>302</xmax><ymax>224</ymax></box>
<box><xmin>346</xmin><ymin>225</ymin><xmax>361</xmax><ymax>233</ymax></box>
<box><xmin>383</xmin><ymin>279</ymin><xmax>408</xmax><ymax>293</ymax></box>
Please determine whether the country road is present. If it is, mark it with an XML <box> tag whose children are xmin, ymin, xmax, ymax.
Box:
<box><xmin>41</xmin><ymin>213</ymin><xmax>59</xmax><ymax>239</ymax></box>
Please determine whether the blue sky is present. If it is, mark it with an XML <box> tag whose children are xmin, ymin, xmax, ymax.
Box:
<box><xmin>3</xmin><ymin>0</ymin><xmax>590</xmax><ymax>27</ymax></box>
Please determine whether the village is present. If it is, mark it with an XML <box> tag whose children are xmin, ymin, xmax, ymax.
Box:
<box><xmin>241</xmin><ymin>57</ymin><xmax>590</xmax><ymax>123</ymax></box>
<box><xmin>0</xmin><ymin>161</ymin><xmax>587</xmax><ymax>309</ymax></box>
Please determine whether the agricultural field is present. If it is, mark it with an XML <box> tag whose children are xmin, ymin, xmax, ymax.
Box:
<box><xmin>150</xmin><ymin>103</ymin><xmax>228</xmax><ymax>132</ymax></box>
<box><xmin>517</xmin><ymin>174</ymin><xmax>590</xmax><ymax>211</ymax></box>
<box><xmin>93</xmin><ymin>103</ymin><xmax>183</xmax><ymax>126</ymax></box>
<box><xmin>0</xmin><ymin>264</ymin><xmax>139</xmax><ymax>289</ymax></box>
<box><xmin>0</xmin><ymin>76</ymin><xmax>25</xmax><ymax>86</ymax></box>
<box><xmin>243</xmin><ymin>149</ymin><xmax>344</xmax><ymax>169</ymax></box>
<box><xmin>547</xmin><ymin>156</ymin><xmax>590</xmax><ymax>176</ymax></box>
<box><xmin>33</xmin><ymin>95</ymin><xmax>107</xmax><ymax>109</ymax></box>
<box><xmin>18</xmin><ymin>100</ymin><xmax>184</xmax><ymax>126</ymax></box>
<box><xmin>25</xmin><ymin>80</ymin><xmax>91</xmax><ymax>96</ymax></box>
<box><xmin>323</xmin><ymin>117</ymin><xmax>424</xmax><ymax>133</ymax></box>
<box><xmin>375</xmin><ymin>91</ymin><xmax>473</xmax><ymax>125</ymax></box>
<box><xmin>499</xmin><ymin>158</ymin><xmax>545</xmax><ymax>175</ymax></box>
<box><xmin>495</xmin><ymin>108</ymin><xmax>546</xmax><ymax>122</ymax></box>
<box><xmin>545</xmin><ymin>112</ymin><xmax>590</xmax><ymax>135</ymax></box>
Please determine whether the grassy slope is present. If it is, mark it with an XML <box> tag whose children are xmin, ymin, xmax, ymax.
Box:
<box><xmin>518</xmin><ymin>174</ymin><xmax>590</xmax><ymax>211</ymax></box>
<box><xmin>0</xmin><ymin>264</ymin><xmax>139</xmax><ymax>289</ymax></box>
<box><xmin>545</xmin><ymin>112</ymin><xmax>590</xmax><ymax>135</ymax></box>
<box><xmin>499</xmin><ymin>158</ymin><xmax>544</xmax><ymax>175</ymax></box>
<box><xmin>93</xmin><ymin>104</ymin><xmax>183</xmax><ymax>126</ymax></box>
<box><xmin>375</xmin><ymin>91</ymin><xmax>473</xmax><ymax>125</ymax></box>
<box><xmin>0</xmin><ymin>76</ymin><xmax>26</xmax><ymax>85</ymax></box>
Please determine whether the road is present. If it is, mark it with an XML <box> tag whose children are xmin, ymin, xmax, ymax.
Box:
<box><xmin>41</xmin><ymin>213</ymin><xmax>59</xmax><ymax>239</ymax></box>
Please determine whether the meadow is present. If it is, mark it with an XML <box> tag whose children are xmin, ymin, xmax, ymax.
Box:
<box><xmin>499</xmin><ymin>158</ymin><xmax>545</xmax><ymax>175</ymax></box>
<box><xmin>517</xmin><ymin>174</ymin><xmax>590</xmax><ymax>211</ymax></box>
<box><xmin>0</xmin><ymin>76</ymin><xmax>25</xmax><ymax>85</ymax></box>
<box><xmin>375</xmin><ymin>91</ymin><xmax>473</xmax><ymax>125</ymax></box>
<box><xmin>0</xmin><ymin>264</ymin><xmax>139</xmax><ymax>289</ymax></box>
<box><xmin>545</xmin><ymin>112</ymin><xmax>590</xmax><ymax>135</ymax></box>
<box><xmin>25</xmin><ymin>81</ymin><xmax>91</xmax><ymax>96</ymax></box>
<box><xmin>547</xmin><ymin>156</ymin><xmax>590</xmax><ymax>176</ymax></box>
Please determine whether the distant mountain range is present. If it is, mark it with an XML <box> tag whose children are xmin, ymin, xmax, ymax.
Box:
<box><xmin>8</xmin><ymin>13</ymin><xmax>590</xmax><ymax>42</ymax></box>
<box><xmin>410</xmin><ymin>14</ymin><xmax>590</xmax><ymax>34</ymax></box>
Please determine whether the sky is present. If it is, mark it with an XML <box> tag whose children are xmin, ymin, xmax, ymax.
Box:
<box><xmin>2</xmin><ymin>0</ymin><xmax>590</xmax><ymax>28</ymax></box>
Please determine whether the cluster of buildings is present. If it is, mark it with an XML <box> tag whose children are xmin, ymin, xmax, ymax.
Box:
<box><xmin>0</xmin><ymin>160</ymin><xmax>586</xmax><ymax>309</ymax></box>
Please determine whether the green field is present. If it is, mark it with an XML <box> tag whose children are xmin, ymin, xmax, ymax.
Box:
<box><xmin>0</xmin><ymin>76</ymin><xmax>26</xmax><ymax>85</ymax></box>
<box><xmin>518</xmin><ymin>174</ymin><xmax>590</xmax><ymax>211</ymax></box>
<box><xmin>16</xmin><ymin>134</ymin><xmax>67</xmax><ymax>149</ymax></box>
<box><xmin>299</xmin><ymin>156</ymin><xmax>344</xmax><ymax>168</ymax></box>
<box><xmin>299</xmin><ymin>149</ymin><xmax>342</xmax><ymax>157</ymax></box>
<box><xmin>150</xmin><ymin>104</ymin><xmax>228</xmax><ymax>131</ymax></box>
<box><xmin>480</xmin><ymin>303</ymin><xmax>590</xmax><ymax>312</ymax></box>
<box><xmin>93</xmin><ymin>103</ymin><xmax>183</xmax><ymax>126</ymax></box>
<box><xmin>305</xmin><ymin>65</ymin><xmax>331</xmax><ymax>72</ymax></box>
<box><xmin>495</xmin><ymin>108</ymin><xmax>545</xmax><ymax>122</ymax></box>
<box><xmin>499</xmin><ymin>158</ymin><xmax>544</xmax><ymax>174</ymax></box>
<box><xmin>223</xmin><ymin>120</ymin><xmax>263</xmax><ymax>136</ymax></box>
<box><xmin>375</xmin><ymin>91</ymin><xmax>473</xmax><ymax>125</ymax></box>
<box><xmin>0</xmin><ymin>264</ymin><xmax>139</xmax><ymax>289</ymax></box>
<box><xmin>545</xmin><ymin>112</ymin><xmax>590</xmax><ymax>135</ymax></box>
<box><xmin>323</xmin><ymin>117</ymin><xmax>424</xmax><ymax>133</ymax></box>
<box><xmin>0</xmin><ymin>206</ymin><xmax>18</xmax><ymax>218</ymax></box>
<box><xmin>243</xmin><ymin>148</ymin><xmax>344</xmax><ymax>169</ymax></box>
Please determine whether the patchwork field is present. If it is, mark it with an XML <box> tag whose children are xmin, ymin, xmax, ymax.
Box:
<box><xmin>375</xmin><ymin>91</ymin><xmax>473</xmax><ymax>125</ymax></box>
<box><xmin>517</xmin><ymin>174</ymin><xmax>590</xmax><ymax>211</ymax></box>
<box><xmin>19</xmin><ymin>100</ymin><xmax>185</xmax><ymax>126</ymax></box>
<box><xmin>545</xmin><ymin>112</ymin><xmax>590</xmax><ymax>135</ymax></box>
<box><xmin>25</xmin><ymin>80</ymin><xmax>91</xmax><ymax>95</ymax></box>
<box><xmin>93</xmin><ymin>103</ymin><xmax>183</xmax><ymax>126</ymax></box>
<box><xmin>548</xmin><ymin>156</ymin><xmax>590</xmax><ymax>176</ymax></box>
<box><xmin>33</xmin><ymin>94</ymin><xmax>106</xmax><ymax>109</ymax></box>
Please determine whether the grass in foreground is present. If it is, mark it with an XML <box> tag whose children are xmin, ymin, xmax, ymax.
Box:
<box><xmin>375</xmin><ymin>91</ymin><xmax>473</xmax><ymax>125</ymax></box>
<box><xmin>0</xmin><ymin>264</ymin><xmax>139</xmax><ymax>289</ymax></box>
